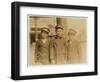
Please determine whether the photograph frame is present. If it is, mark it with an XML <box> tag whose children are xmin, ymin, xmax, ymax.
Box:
<box><xmin>11</xmin><ymin>1</ymin><xmax>98</xmax><ymax>80</ymax></box>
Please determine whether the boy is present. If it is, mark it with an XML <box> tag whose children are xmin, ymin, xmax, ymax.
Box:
<box><xmin>35</xmin><ymin>28</ymin><xmax>50</xmax><ymax>65</ymax></box>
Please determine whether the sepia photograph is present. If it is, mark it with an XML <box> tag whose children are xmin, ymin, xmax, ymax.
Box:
<box><xmin>28</xmin><ymin>15</ymin><xmax>87</xmax><ymax>66</ymax></box>
<box><xmin>11</xmin><ymin>2</ymin><xmax>97</xmax><ymax>80</ymax></box>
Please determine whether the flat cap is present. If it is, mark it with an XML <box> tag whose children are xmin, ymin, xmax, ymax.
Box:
<box><xmin>68</xmin><ymin>29</ymin><xmax>77</xmax><ymax>35</ymax></box>
<box><xmin>55</xmin><ymin>25</ymin><xmax>64</xmax><ymax>30</ymax></box>
<box><xmin>41</xmin><ymin>27</ymin><xmax>50</xmax><ymax>33</ymax></box>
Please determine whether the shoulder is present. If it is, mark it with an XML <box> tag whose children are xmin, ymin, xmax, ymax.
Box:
<box><xmin>61</xmin><ymin>37</ymin><xmax>67</xmax><ymax>43</ymax></box>
<box><xmin>49</xmin><ymin>35</ymin><xmax>56</xmax><ymax>40</ymax></box>
<box><xmin>48</xmin><ymin>36</ymin><xmax>56</xmax><ymax>44</ymax></box>
<box><xmin>36</xmin><ymin>39</ymin><xmax>41</xmax><ymax>44</ymax></box>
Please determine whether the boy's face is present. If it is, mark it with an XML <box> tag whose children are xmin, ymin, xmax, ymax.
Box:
<box><xmin>41</xmin><ymin>31</ymin><xmax>48</xmax><ymax>39</ymax></box>
<box><xmin>56</xmin><ymin>29</ymin><xmax>63</xmax><ymax>37</ymax></box>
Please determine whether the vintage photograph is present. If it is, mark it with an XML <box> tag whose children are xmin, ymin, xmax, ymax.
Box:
<box><xmin>11</xmin><ymin>2</ymin><xmax>97</xmax><ymax>80</ymax></box>
<box><xmin>28</xmin><ymin>15</ymin><xmax>87</xmax><ymax>65</ymax></box>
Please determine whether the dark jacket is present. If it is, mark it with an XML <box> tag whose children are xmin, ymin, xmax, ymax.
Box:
<box><xmin>50</xmin><ymin>35</ymin><xmax>67</xmax><ymax>64</ymax></box>
<box><xmin>35</xmin><ymin>38</ymin><xmax>50</xmax><ymax>64</ymax></box>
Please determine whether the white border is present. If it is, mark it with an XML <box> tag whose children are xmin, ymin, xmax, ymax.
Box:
<box><xmin>20</xmin><ymin>6</ymin><xmax>94</xmax><ymax>76</ymax></box>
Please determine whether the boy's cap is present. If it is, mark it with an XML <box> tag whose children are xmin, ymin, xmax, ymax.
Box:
<box><xmin>41</xmin><ymin>28</ymin><xmax>50</xmax><ymax>33</ymax></box>
<box><xmin>68</xmin><ymin>29</ymin><xmax>77</xmax><ymax>35</ymax></box>
<box><xmin>55</xmin><ymin>25</ymin><xmax>64</xmax><ymax>30</ymax></box>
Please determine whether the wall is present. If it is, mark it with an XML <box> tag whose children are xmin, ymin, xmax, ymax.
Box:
<box><xmin>0</xmin><ymin>0</ymin><xmax>99</xmax><ymax>82</ymax></box>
